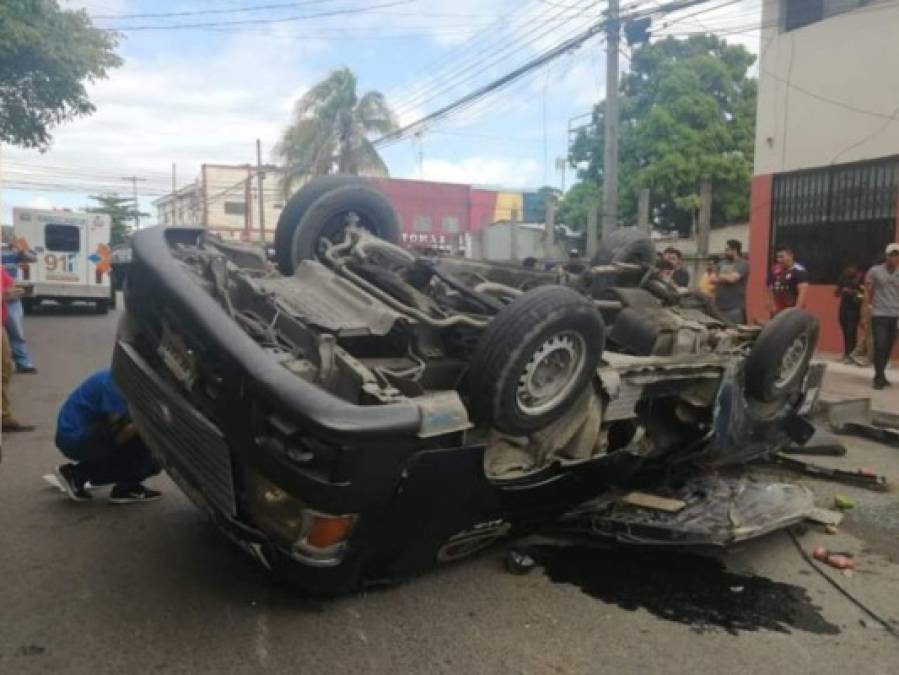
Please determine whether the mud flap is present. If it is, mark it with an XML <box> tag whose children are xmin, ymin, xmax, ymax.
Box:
<box><xmin>554</xmin><ymin>477</ymin><xmax>815</xmax><ymax>547</ymax></box>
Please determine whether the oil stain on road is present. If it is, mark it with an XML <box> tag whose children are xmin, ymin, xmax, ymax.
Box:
<box><xmin>535</xmin><ymin>546</ymin><xmax>840</xmax><ymax>635</ymax></box>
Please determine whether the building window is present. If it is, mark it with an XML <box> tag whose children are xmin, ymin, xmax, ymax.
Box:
<box><xmin>442</xmin><ymin>216</ymin><xmax>460</xmax><ymax>234</ymax></box>
<box><xmin>224</xmin><ymin>201</ymin><xmax>246</xmax><ymax>215</ymax></box>
<box><xmin>783</xmin><ymin>0</ymin><xmax>864</xmax><ymax>32</ymax></box>
<box><xmin>44</xmin><ymin>224</ymin><xmax>80</xmax><ymax>252</ymax></box>
<box><xmin>783</xmin><ymin>0</ymin><xmax>823</xmax><ymax>30</ymax></box>
<box><xmin>771</xmin><ymin>158</ymin><xmax>898</xmax><ymax>283</ymax></box>
<box><xmin>413</xmin><ymin>215</ymin><xmax>432</xmax><ymax>232</ymax></box>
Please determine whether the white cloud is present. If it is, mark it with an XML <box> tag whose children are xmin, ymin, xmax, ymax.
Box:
<box><xmin>413</xmin><ymin>156</ymin><xmax>542</xmax><ymax>188</ymax></box>
<box><xmin>27</xmin><ymin>197</ymin><xmax>53</xmax><ymax>210</ymax></box>
<box><xmin>3</xmin><ymin>29</ymin><xmax>324</xmax><ymax>195</ymax></box>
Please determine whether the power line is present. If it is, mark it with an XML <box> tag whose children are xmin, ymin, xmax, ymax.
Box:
<box><xmin>386</xmin><ymin>1</ymin><xmax>598</xmax><ymax>118</ymax></box>
<box><xmin>91</xmin><ymin>0</ymin><xmax>346</xmax><ymax>20</ymax></box>
<box><xmin>95</xmin><ymin>0</ymin><xmax>416</xmax><ymax>31</ymax></box>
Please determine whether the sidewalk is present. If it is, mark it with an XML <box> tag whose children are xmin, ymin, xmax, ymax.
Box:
<box><xmin>817</xmin><ymin>354</ymin><xmax>899</xmax><ymax>412</ymax></box>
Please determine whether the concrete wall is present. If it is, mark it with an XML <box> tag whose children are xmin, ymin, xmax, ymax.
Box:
<box><xmin>754</xmin><ymin>0</ymin><xmax>899</xmax><ymax>175</ymax></box>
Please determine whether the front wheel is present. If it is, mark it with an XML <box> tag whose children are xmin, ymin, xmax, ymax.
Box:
<box><xmin>469</xmin><ymin>286</ymin><xmax>605</xmax><ymax>435</ymax></box>
<box><xmin>745</xmin><ymin>309</ymin><xmax>819</xmax><ymax>403</ymax></box>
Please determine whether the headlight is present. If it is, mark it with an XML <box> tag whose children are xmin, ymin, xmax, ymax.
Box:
<box><xmin>243</xmin><ymin>469</ymin><xmax>357</xmax><ymax>566</ymax></box>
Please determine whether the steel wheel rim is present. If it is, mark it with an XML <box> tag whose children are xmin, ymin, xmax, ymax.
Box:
<box><xmin>516</xmin><ymin>331</ymin><xmax>587</xmax><ymax>416</ymax></box>
<box><xmin>775</xmin><ymin>334</ymin><xmax>808</xmax><ymax>388</ymax></box>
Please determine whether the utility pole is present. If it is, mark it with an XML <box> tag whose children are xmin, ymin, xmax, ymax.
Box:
<box><xmin>172</xmin><ymin>163</ymin><xmax>177</xmax><ymax>193</ymax></box>
<box><xmin>586</xmin><ymin>200</ymin><xmax>599</xmax><ymax>259</ymax></box>
<box><xmin>121</xmin><ymin>175</ymin><xmax>147</xmax><ymax>228</ymax></box>
<box><xmin>256</xmin><ymin>139</ymin><xmax>266</xmax><ymax>244</ymax></box>
<box><xmin>697</xmin><ymin>179</ymin><xmax>712</xmax><ymax>259</ymax></box>
<box><xmin>602</xmin><ymin>0</ymin><xmax>620</xmax><ymax>241</ymax></box>
<box><xmin>637</xmin><ymin>188</ymin><xmax>650</xmax><ymax>235</ymax></box>
<box><xmin>244</xmin><ymin>169</ymin><xmax>252</xmax><ymax>240</ymax></box>
<box><xmin>545</xmin><ymin>196</ymin><xmax>556</xmax><ymax>258</ymax></box>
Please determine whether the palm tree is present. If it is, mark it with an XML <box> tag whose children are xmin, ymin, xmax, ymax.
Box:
<box><xmin>275</xmin><ymin>67</ymin><xmax>398</xmax><ymax>195</ymax></box>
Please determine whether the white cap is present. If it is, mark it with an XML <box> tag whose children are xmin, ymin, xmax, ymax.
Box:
<box><xmin>887</xmin><ymin>243</ymin><xmax>899</xmax><ymax>255</ymax></box>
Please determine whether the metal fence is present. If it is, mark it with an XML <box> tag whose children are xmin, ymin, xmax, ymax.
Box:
<box><xmin>771</xmin><ymin>157</ymin><xmax>898</xmax><ymax>283</ymax></box>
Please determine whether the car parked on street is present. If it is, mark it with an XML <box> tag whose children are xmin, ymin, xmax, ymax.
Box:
<box><xmin>114</xmin><ymin>177</ymin><xmax>824</xmax><ymax>593</ymax></box>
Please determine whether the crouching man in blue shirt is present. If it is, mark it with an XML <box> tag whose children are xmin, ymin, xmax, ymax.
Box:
<box><xmin>53</xmin><ymin>369</ymin><xmax>162</xmax><ymax>503</ymax></box>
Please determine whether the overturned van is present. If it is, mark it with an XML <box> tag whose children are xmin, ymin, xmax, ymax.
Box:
<box><xmin>113</xmin><ymin>177</ymin><xmax>824</xmax><ymax>593</ymax></box>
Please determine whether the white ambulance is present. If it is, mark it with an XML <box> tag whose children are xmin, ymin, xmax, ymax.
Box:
<box><xmin>11</xmin><ymin>207</ymin><xmax>115</xmax><ymax>314</ymax></box>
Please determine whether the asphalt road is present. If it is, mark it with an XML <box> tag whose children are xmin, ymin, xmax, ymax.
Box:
<box><xmin>2</xmin><ymin>300</ymin><xmax>898</xmax><ymax>674</ymax></box>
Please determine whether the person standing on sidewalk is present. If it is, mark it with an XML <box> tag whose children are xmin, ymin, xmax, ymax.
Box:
<box><xmin>1</xmin><ymin>238</ymin><xmax>37</xmax><ymax>373</ymax></box>
<box><xmin>767</xmin><ymin>246</ymin><xmax>809</xmax><ymax>315</ymax></box>
<box><xmin>2</xmin><ymin>268</ymin><xmax>35</xmax><ymax>435</ymax></box>
<box><xmin>712</xmin><ymin>240</ymin><xmax>750</xmax><ymax>324</ymax></box>
<box><xmin>865</xmin><ymin>243</ymin><xmax>899</xmax><ymax>390</ymax></box>
<box><xmin>835</xmin><ymin>265</ymin><xmax>864</xmax><ymax>363</ymax></box>
<box><xmin>663</xmin><ymin>247</ymin><xmax>690</xmax><ymax>288</ymax></box>
<box><xmin>53</xmin><ymin>369</ymin><xmax>162</xmax><ymax>503</ymax></box>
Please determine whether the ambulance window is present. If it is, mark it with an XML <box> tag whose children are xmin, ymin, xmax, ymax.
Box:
<box><xmin>45</xmin><ymin>224</ymin><xmax>81</xmax><ymax>252</ymax></box>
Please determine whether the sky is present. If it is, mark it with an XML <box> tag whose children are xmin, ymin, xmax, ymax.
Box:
<box><xmin>0</xmin><ymin>0</ymin><xmax>762</xmax><ymax>226</ymax></box>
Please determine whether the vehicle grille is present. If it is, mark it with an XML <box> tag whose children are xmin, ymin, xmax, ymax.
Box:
<box><xmin>113</xmin><ymin>341</ymin><xmax>236</xmax><ymax>517</ymax></box>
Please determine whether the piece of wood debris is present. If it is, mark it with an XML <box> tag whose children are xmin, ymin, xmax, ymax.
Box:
<box><xmin>622</xmin><ymin>492</ymin><xmax>686</xmax><ymax>512</ymax></box>
<box><xmin>806</xmin><ymin>507</ymin><xmax>844</xmax><ymax>526</ymax></box>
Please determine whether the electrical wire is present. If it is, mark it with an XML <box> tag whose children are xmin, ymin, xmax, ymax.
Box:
<box><xmin>94</xmin><ymin>0</ymin><xmax>417</xmax><ymax>31</ymax></box>
<box><xmin>386</xmin><ymin>1</ymin><xmax>598</xmax><ymax>119</ymax></box>
<box><xmin>787</xmin><ymin>529</ymin><xmax>899</xmax><ymax>640</ymax></box>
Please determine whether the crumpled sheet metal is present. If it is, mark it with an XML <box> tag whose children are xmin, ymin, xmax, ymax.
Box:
<box><xmin>571</xmin><ymin>477</ymin><xmax>815</xmax><ymax>547</ymax></box>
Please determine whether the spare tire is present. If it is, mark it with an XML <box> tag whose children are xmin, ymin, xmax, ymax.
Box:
<box><xmin>469</xmin><ymin>286</ymin><xmax>605</xmax><ymax>435</ymax></box>
<box><xmin>590</xmin><ymin>228</ymin><xmax>656</xmax><ymax>292</ymax></box>
<box><xmin>745</xmin><ymin>309</ymin><xmax>819</xmax><ymax>403</ymax></box>
<box><xmin>274</xmin><ymin>175</ymin><xmax>366</xmax><ymax>274</ymax></box>
<box><xmin>289</xmin><ymin>183</ymin><xmax>401</xmax><ymax>271</ymax></box>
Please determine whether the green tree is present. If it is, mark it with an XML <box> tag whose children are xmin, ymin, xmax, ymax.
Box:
<box><xmin>532</xmin><ymin>185</ymin><xmax>563</xmax><ymax>223</ymax></box>
<box><xmin>569</xmin><ymin>35</ymin><xmax>756</xmax><ymax>235</ymax></box>
<box><xmin>85</xmin><ymin>194</ymin><xmax>145</xmax><ymax>245</ymax></box>
<box><xmin>557</xmin><ymin>181</ymin><xmax>601</xmax><ymax>232</ymax></box>
<box><xmin>0</xmin><ymin>0</ymin><xmax>122</xmax><ymax>149</ymax></box>
<box><xmin>274</xmin><ymin>67</ymin><xmax>398</xmax><ymax>195</ymax></box>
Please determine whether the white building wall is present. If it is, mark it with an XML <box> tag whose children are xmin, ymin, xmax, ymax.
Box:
<box><xmin>754</xmin><ymin>0</ymin><xmax>899</xmax><ymax>175</ymax></box>
<box><xmin>155</xmin><ymin>165</ymin><xmax>290</xmax><ymax>241</ymax></box>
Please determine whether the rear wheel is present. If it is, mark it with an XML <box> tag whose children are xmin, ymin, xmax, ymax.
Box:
<box><xmin>94</xmin><ymin>299</ymin><xmax>109</xmax><ymax>315</ymax></box>
<box><xmin>273</xmin><ymin>175</ymin><xmax>367</xmax><ymax>275</ymax></box>
<box><xmin>469</xmin><ymin>286</ymin><xmax>605</xmax><ymax>435</ymax></box>
<box><xmin>590</xmin><ymin>228</ymin><xmax>656</xmax><ymax>292</ymax></box>
<box><xmin>291</xmin><ymin>184</ymin><xmax>400</xmax><ymax>267</ymax></box>
<box><xmin>109</xmin><ymin>284</ymin><xmax>118</xmax><ymax>310</ymax></box>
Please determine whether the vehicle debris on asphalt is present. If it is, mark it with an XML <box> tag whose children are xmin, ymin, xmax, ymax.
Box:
<box><xmin>764</xmin><ymin>453</ymin><xmax>889</xmax><ymax>491</ymax></box>
<box><xmin>826</xmin><ymin>397</ymin><xmax>899</xmax><ymax>448</ymax></box>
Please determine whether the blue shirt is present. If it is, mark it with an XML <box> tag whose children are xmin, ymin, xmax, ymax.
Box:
<box><xmin>56</xmin><ymin>370</ymin><xmax>129</xmax><ymax>444</ymax></box>
<box><xmin>2</xmin><ymin>250</ymin><xmax>20</xmax><ymax>279</ymax></box>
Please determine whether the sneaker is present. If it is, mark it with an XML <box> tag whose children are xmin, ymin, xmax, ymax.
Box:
<box><xmin>109</xmin><ymin>484</ymin><xmax>162</xmax><ymax>504</ymax></box>
<box><xmin>873</xmin><ymin>378</ymin><xmax>887</xmax><ymax>390</ymax></box>
<box><xmin>53</xmin><ymin>464</ymin><xmax>92</xmax><ymax>502</ymax></box>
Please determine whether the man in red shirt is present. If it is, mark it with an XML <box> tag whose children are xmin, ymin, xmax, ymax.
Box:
<box><xmin>2</xmin><ymin>268</ymin><xmax>35</xmax><ymax>434</ymax></box>
<box><xmin>766</xmin><ymin>246</ymin><xmax>810</xmax><ymax>315</ymax></box>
